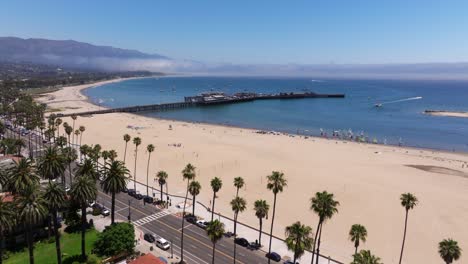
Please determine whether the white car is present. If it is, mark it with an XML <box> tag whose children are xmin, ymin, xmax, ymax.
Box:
<box><xmin>156</xmin><ymin>237</ymin><xmax>170</xmax><ymax>250</ymax></box>
<box><xmin>101</xmin><ymin>208</ymin><xmax>110</xmax><ymax>216</ymax></box>
<box><xmin>196</xmin><ymin>220</ymin><xmax>209</xmax><ymax>229</ymax></box>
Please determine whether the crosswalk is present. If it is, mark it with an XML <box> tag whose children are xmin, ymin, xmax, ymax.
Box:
<box><xmin>132</xmin><ymin>211</ymin><xmax>171</xmax><ymax>227</ymax></box>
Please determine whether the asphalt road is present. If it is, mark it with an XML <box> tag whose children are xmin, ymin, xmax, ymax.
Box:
<box><xmin>12</xmin><ymin>127</ymin><xmax>275</xmax><ymax>264</ymax></box>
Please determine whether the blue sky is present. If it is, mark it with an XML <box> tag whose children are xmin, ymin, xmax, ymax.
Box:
<box><xmin>1</xmin><ymin>0</ymin><xmax>467</xmax><ymax>64</ymax></box>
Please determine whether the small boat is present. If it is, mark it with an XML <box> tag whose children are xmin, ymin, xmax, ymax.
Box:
<box><xmin>375</xmin><ymin>103</ymin><xmax>382</xmax><ymax>108</ymax></box>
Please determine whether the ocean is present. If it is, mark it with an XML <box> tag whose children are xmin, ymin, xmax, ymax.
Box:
<box><xmin>83</xmin><ymin>76</ymin><xmax>468</xmax><ymax>152</ymax></box>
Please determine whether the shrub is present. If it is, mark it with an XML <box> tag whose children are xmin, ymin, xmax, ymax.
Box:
<box><xmin>93</xmin><ymin>222</ymin><xmax>135</xmax><ymax>257</ymax></box>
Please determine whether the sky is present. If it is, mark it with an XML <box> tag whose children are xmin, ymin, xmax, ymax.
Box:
<box><xmin>0</xmin><ymin>0</ymin><xmax>468</xmax><ymax>65</ymax></box>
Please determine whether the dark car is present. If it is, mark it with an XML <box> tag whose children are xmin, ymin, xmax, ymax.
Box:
<box><xmin>234</xmin><ymin>237</ymin><xmax>249</xmax><ymax>247</ymax></box>
<box><xmin>266</xmin><ymin>252</ymin><xmax>282</xmax><ymax>262</ymax></box>
<box><xmin>185</xmin><ymin>215</ymin><xmax>197</xmax><ymax>224</ymax></box>
<box><xmin>144</xmin><ymin>233</ymin><xmax>155</xmax><ymax>243</ymax></box>
<box><xmin>143</xmin><ymin>195</ymin><xmax>154</xmax><ymax>204</ymax></box>
<box><xmin>224</xmin><ymin>231</ymin><xmax>234</xmax><ymax>238</ymax></box>
<box><xmin>247</xmin><ymin>242</ymin><xmax>261</xmax><ymax>250</ymax></box>
<box><xmin>127</xmin><ymin>189</ymin><xmax>136</xmax><ymax>196</ymax></box>
<box><xmin>283</xmin><ymin>261</ymin><xmax>299</xmax><ymax>264</ymax></box>
<box><xmin>122</xmin><ymin>187</ymin><xmax>128</xmax><ymax>193</ymax></box>
<box><xmin>135</xmin><ymin>193</ymin><xmax>143</xmax><ymax>200</ymax></box>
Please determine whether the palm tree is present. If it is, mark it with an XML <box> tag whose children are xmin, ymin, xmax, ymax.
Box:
<box><xmin>71</xmin><ymin>114</ymin><xmax>77</xmax><ymax>143</ymax></box>
<box><xmin>75</xmin><ymin>158</ymin><xmax>98</xmax><ymax>181</ymax></box>
<box><xmin>349</xmin><ymin>224</ymin><xmax>367</xmax><ymax>254</ymax></box>
<box><xmin>439</xmin><ymin>238</ymin><xmax>462</xmax><ymax>264</ymax></box>
<box><xmin>231</xmin><ymin>196</ymin><xmax>247</xmax><ymax>264</ymax></box>
<box><xmin>79</xmin><ymin>126</ymin><xmax>86</xmax><ymax>146</ymax></box>
<box><xmin>101</xmin><ymin>160</ymin><xmax>129</xmax><ymax>224</ymax></box>
<box><xmin>188</xmin><ymin>181</ymin><xmax>201</xmax><ymax>216</ymax></box>
<box><xmin>206</xmin><ymin>219</ymin><xmax>225</xmax><ymax>264</ymax></box>
<box><xmin>399</xmin><ymin>193</ymin><xmax>418</xmax><ymax>264</ymax></box>
<box><xmin>123</xmin><ymin>134</ymin><xmax>131</xmax><ymax>164</ymax></box>
<box><xmin>266</xmin><ymin>171</ymin><xmax>287</xmax><ymax>264</ymax></box>
<box><xmin>43</xmin><ymin>182</ymin><xmax>66</xmax><ymax>264</ymax></box>
<box><xmin>63</xmin><ymin>147</ymin><xmax>78</xmax><ymax>185</ymax></box>
<box><xmin>74</xmin><ymin>130</ymin><xmax>80</xmax><ymax>146</ymax></box>
<box><xmin>101</xmin><ymin>150</ymin><xmax>110</xmax><ymax>171</ymax></box>
<box><xmin>17</xmin><ymin>184</ymin><xmax>47</xmax><ymax>264</ymax></box>
<box><xmin>132</xmin><ymin>137</ymin><xmax>141</xmax><ymax>190</ymax></box>
<box><xmin>55</xmin><ymin>118</ymin><xmax>62</xmax><ymax>138</ymax></box>
<box><xmin>156</xmin><ymin>171</ymin><xmax>168</xmax><ymax>202</ymax></box>
<box><xmin>254</xmin><ymin>199</ymin><xmax>269</xmax><ymax>246</ymax></box>
<box><xmin>0</xmin><ymin>197</ymin><xmax>15</xmax><ymax>264</ymax></box>
<box><xmin>7</xmin><ymin>158</ymin><xmax>40</xmax><ymax>195</ymax></box>
<box><xmin>180</xmin><ymin>163</ymin><xmax>196</xmax><ymax>264</ymax></box>
<box><xmin>37</xmin><ymin>146</ymin><xmax>66</xmax><ymax>182</ymax></box>
<box><xmin>351</xmin><ymin>250</ymin><xmax>382</xmax><ymax>264</ymax></box>
<box><xmin>108</xmin><ymin>150</ymin><xmax>118</xmax><ymax>161</ymax></box>
<box><xmin>70</xmin><ymin>176</ymin><xmax>97</xmax><ymax>260</ymax></box>
<box><xmin>234</xmin><ymin>176</ymin><xmax>245</xmax><ymax>197</ymax></box>
<box><xmin>210</xmin><ymin>177</ymin><xmax>222</xmax><ymax>221</ymax></box>
<box><xmin>285</xmin><ymin>221</ymin><xmax>313</xmax><ymax>263</ymax></box>
<box><xmin>146</xmin><ymin>144</ymin><xmax>155</xmax><ymax>196</ymax></box>
<box><xmin>65</xmin><ymin>125</ymin><xmax>73</xmax><ymax>147</ymax></box>
<box><xmin>310</xmin><ymin>191</ymin><xmax>340</xmax><ymax>264</ymax></box>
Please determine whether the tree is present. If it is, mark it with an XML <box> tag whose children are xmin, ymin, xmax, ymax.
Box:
<box><xmin>210</xmin><ymin>177</ymin><xmax>222</xmax><ymax>221</ymax></box>
<box><xmin>17</xmin><ymin>184</ymin><xmax>47</xmax><ymax>264</ymax></box>
<box><xmin>65</xmin><ymin>124</ymin><xmax>73</xmax><ymax>147</ymax></box>
<box><xmin>43</xmin><ymin>182</ymin><xmax>66</xmax><ymax>264</ymax></box>
<box><xmin>156</xmin><ymin>171</ymin><xmax>168</xmax><ymax>202</ymax></box>
<box><xmin>101</xmin><ymin>160</ymin><xmax>129</xmax><ymax>224</ymax></box>
<box><xmin>75</xmin><ymin>158</ymin><xmax>98</xmax><ymax>181</ymax></box>
<box><xmin>285</xmin><ymin>221</ymin><xmax>313</xmax><ymax>263</ymax></box>
<box><xmin>254</xmin><ymin>199</ymin><xmax>269</xmax><ymax>246</ymax></box>
<box><xmin>55</xmin><ymin>118</ymin><xmax>62</xmax><ymax>138</ymax></box>
<box><xmin>310</xmin><ymin>191</ymin><xmax>340</xmax><ymax>264</ymax></box>
<box><xmin>0</xmin><ymin>197</ymin><xmax>15</xmax><ymax>264</ymax></box>
<box><xmin>108</xmin><ymin>150</ymin><xmax>118</xmax><ymax>161</ymax></box>
<box><xmin>188</xmin><ymin>181</ymin><xmax>201</xmax><ymax>216</ymax></box>
<box><xmin>93</xmin><ymin>222</ymin><xmax>135</xmax><ymax>257</ymax></box>
<box><xmin>234</xmin><ymin>176</ymin><xmax>245</xmax><ymax>197</ymax></box>
<box><xmin>266</xmin><ymin>171</ymin><xmax>287</xmax><ymax>264</ymax></box>
<box><xmin>132</xmin><ymin>137</ymin><xmax>141</xmax><ymax>190</ymax></box>
<box><xmin>399</xmin><ymin>193</ymin><xmax>418</xmax><ymax>264</ymax></box>
<box><xmin>206</xmin><ymin>220</ymin><xmax>225</xmax><ymax>264</ymax></box>
<box><xmin>180</xmin><ymin>163</ymin><xmax>196</xmax><ymax>264</ymax></box>
<box><xmin>438</xmin><ymin>238</ymin><xmax>462</xmax><ymax>264</ymax></box>
<box><xmin>123</xmin><ymin>134</ymin><xmax>131</xmax><ymax>164</ymax></box>
<box><xmin>145</xmin><ymin>144</ymin><xmax>155</xmax><ymax>196</ymax></box>
<box><xmin>351</xmin><ymin>250</ymin><xmax>382</xmax><ymax>264</ymax></box>
<box><xmin>79</xmin><ymin>126</ymin><xmax>86</xmax><ymax>146</ymax></box>
<box><xmin>62</xmin><ymin>147</ymin><xmax>78</xmax><ymax>185</ymax></box>
<box><xmin>14</xmin><ymin>138</ymin><xmax>25</xmax><ymax>156</ymax></box>
<box><xmin>71</xmin><ymin>114</ymin><xmax>77</xmax><ymax>143</ymax></box>
<box><xmin>37</xmin><ymin>146</ymin><xmax>66</xmax><ymax>182</ymax></box>
<box><xmin>349</xmin><ymin>224</ymin><xmax>367</xmax><ymax>254</ymax></box>
<box><xmin>231</xmin><ymin>196</ymin><xmax>247</xmax><ymax>264</ymax></box>
<box><xmin>74</xmin><ymin>130</ymin><xmax>80</xmax><ymax>146</ymax></box>
<box><xmin>6</xmin><ymin>158</ymin><xmax>40</xmax><ymax>195</ymax></box>
<box><xmin>70</xmin><ymin>176</ymin><xmax>98</xmax><ymax>260</ymax></box>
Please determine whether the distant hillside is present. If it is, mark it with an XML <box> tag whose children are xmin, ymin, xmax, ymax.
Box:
<box><xmin>0</xmin><ymin>37</ymin><xmax>169</xmax><ymax>71</ymax></box>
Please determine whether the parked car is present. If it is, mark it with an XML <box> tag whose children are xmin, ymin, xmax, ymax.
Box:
<box><xmin>266</xmin><ymin>252</ymin><xmax>282</xmax><ymax>262</ymax></box>
<box><xmin>143</xmin><ymin>195</ymin><xmax>154</xmax><ymax>204</ymax></box>
<box><xmin>122</xmin><ymin>187</ymin><xmax>128</xmax><ymax>193</ymax></box>
<box><xmin>185</xmin><ymin>215</ymin><xmax>197</xmax><ymax>224</ymax></box>
<box><xmin>224</xmin><ymin>231</ymin><xmax>234</xmax><ymax>238</ymax></box>
<box><xmin>135</xmin><ymin>192</ymin><xmax>143</xmax><ymax>200</ymax></box>
<box><xmin>156</xmin><ymin>237</ymin><xmax>171</xmax><ymax>250</ymax></box>
<box><xmin>247</xmin><ymin>242</ymin><xmax>261</xmax><ymax>250</ymax></box>
<box><xmin>127</xmin><ymin>189</ymin><xmax>136</xmax><ymax>197</ymax></box>
<box><xmin>196</xmin><ymin>220</ymin><xmax>209</xmax><ymax>229</ymax></box>
<box><xmin>283</xmin><ymin>261</ymin><xmax>299</xmax><ymax>264</ymax></box>
<box><xmin>144</xmin><ymin>233</ymin><xmax>155</xmax><ymax>243</ymax></box>
<box><xmin>234</xmin><ymin>237</ymin><xmax>249</xmax><ymax>247</ymax></box>
<box><xmin>101</xmin><ymin>208</ymin><xmax>110</xmax><ymax>216</ymax></box>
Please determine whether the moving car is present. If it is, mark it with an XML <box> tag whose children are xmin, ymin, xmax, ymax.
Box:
<box><xmin>266</xmin><ymin>252</ymin><xmax>282</xmax><ymax>262</ymax></box>
<box><xmin>185</xmin><ymin>215</ymin><xmax>197</xmax><ymax>224</ymax></box>
<box><xmin>143</xmin><ymin>195</ymin><xmax>154</xmax><ymax>203</ymax></box>
<box><xmin>234</xmin><ymin>237</ymin><xmax>249</xmax><ymax>247</ymax></box>
<box><xmin>196</xmin><ymin>220</ymin><xmax>209</xmax><ymax>229</ymax></box>
<box><xmin>101</xmin><ymin>208</ymin><xmax>110</xmax><ymax>216</ymax></box>
<box><xmin>144</xmin><ymin>233</ymin><xmax>155</xmax><ymax>243</ymax></box>
<box><xmin>156</xmin><ymin>237</ymin><xmax>171</xmax><ymax>250</ymax></box>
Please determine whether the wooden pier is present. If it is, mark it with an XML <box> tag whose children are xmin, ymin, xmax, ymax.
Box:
<box><xmin>57</xmin><ymin>91</ymin><xmax>345</xmax><ymax>117</ymax></box>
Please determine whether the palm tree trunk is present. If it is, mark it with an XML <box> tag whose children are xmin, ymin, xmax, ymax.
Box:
<box><xmin>27</xmin><ymin>223</ymin><xmax>34</xmax><ymax>264</ymax></box>
<box><xmin>111</xmin><ymin>192</ymin><xmax>116</xmax><ymax>224</ymax></box>
<box><xmin>211</xmin><ymin>192</ymin><xmax>216</xmax><ymax>221</ymax></box>
<box><xmin>233</xmin><ymin>214</ymin><xmax>238</xmax><ymax>264</ymax></box>
<box><xmin>160</xmin><ymin>184</ymin><xmax>164</xmax><ymax>202</ymax></box>
<box><xmin>354</xmin><ymin>240</ymin><xmax>359</xmax><ymax>255</ymax></box>
<box><xmin>258</xmin><ymin>218</ymin><xmax>263</xmax><ymax>246</ymax></box>
<box><xmin>180</xmin><ymin>180</ymin><xmax>190</xmax><ymax>263</ymax></box>
<box><xmin>212</xmin><ymin>242</ymin><xmax>216</xmax><ymax>264</ymax></box>
<box><xmin>293</xmin><ymin>238</ymin><xmax>298</xmax><ymax>263</ymax></box>
<box><xmin>53</xmin><ymin>210</ymin><xmax>62</xmax><ymax>264</ymax></box>
<box><xmin>47</xmin><ymin>215</ymin><xmax>52</xmax><ymax>240</ymax></box>
<box><xmin>81</xmin><ymin>206</ymin><xmax>87</xmax><ymax>260</ymax></box>
<box><xmin>133</xmin><ymin>147</ymin><xmax>138</xmax><ymax>190</ymax></box>
<box><xmin>0</xmin><ymin>226</ymin><xmax>4</xmax><ymax>264</ymax></box>
<box><xmin>399</xmin><ymin>210</ymin><xmax>409</xmax><ymax>264</ymax></box>
<box><xmin>192</xmin><ymin>195</ymin><xmax>196</xmax><ymax>216</ymax></box>
<box><xmin>80</xmin><ymin>134</ymin><xmax>83</xmax><ymax>148</ymax></box>
<box><xmin>311</xmin><ymin>221</ymin><xmax>321</xmax><ymax>264</ymax></box>
<box><xmin>315</xmin><ymin>223</ymin><xmax>323</xmax><ymax>264</ymax></box>
<box><xmin>68</xmin><ymin>160</ymin><xmax>72</xmax><ymax>186</ymax></box>
<box><xmin>146</xmin><ymin>153</ymin><xmax>151</xmax><ymax>196</ymax></box>
<box><xmin>267</xmin><ymin>194</ymin><xmax>277</xmax><ymax>264</ymax></box>
<box><xmin>72</xmin><ymin>121</ymin><xmax>75</xmax><ymax>144</ymax></box>
<box><xmin>123</xmin><ymin>142</ymin><xmax>128</xmax><ymax>164</ymax></box>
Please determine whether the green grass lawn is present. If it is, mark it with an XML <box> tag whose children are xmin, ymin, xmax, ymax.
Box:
<box><xmin>5</xmin><ymin>229</ymin><xmax>100</xmax><ymax>264</ymax></box>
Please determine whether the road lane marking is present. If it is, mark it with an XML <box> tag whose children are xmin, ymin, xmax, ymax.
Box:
<box><xmin>133</xmin><ymin>211</ymin><xmax>171</xmax><ymax>226</ymax></box>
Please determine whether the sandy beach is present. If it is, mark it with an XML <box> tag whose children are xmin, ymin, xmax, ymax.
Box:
<box><xmin>37</xmin><ymin>78</ymin><xmax>468</xmax><ymax>264</ymax></box>
<box><xmin>424</xmin><ymin>110</ymin><xmax>468</xmax><ymax>118</ymax></box>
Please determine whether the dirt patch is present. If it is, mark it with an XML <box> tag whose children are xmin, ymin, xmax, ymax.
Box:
<box><xmin>406</xmin><ymin>165</ymin><xmax>468</xmax><ymax>178</ymax></box>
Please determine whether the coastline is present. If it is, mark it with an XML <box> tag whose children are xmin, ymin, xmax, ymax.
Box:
<box><xmin>36</xmin><ymin>79</ymin><xmax>468</xmax><ymax>264</ymax></box>
<box><xmin>424</xmin><ymin>110</ymin><xmax>468</xmax><ymax>118</ymax></box>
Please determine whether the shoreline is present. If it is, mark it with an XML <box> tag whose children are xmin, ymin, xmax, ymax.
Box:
<box><xmin>36</xmin><ymin>78</ymin><xmax>468</xmax><ymax>264</ymax></box>
<box><xmin>424</xmin><ymin>110</ymin><xmax>468</xmax><ymax>118</ymax></box>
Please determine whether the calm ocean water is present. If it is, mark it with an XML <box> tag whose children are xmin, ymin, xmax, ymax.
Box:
<box><xmin>84</xmin><ymin>77</ymin><xmax>468</xmax><ymax>152</ymax></box>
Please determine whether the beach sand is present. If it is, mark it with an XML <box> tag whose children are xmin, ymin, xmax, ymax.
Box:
<box><xmin>38</xmin><ymin>79</ymin><xmax>468</xmax><ymax>264</ymax></box>
<box><xmin>424</xmin><ymin>110</ymin><xmax>468</xmax><ymax>118</ymax></box>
